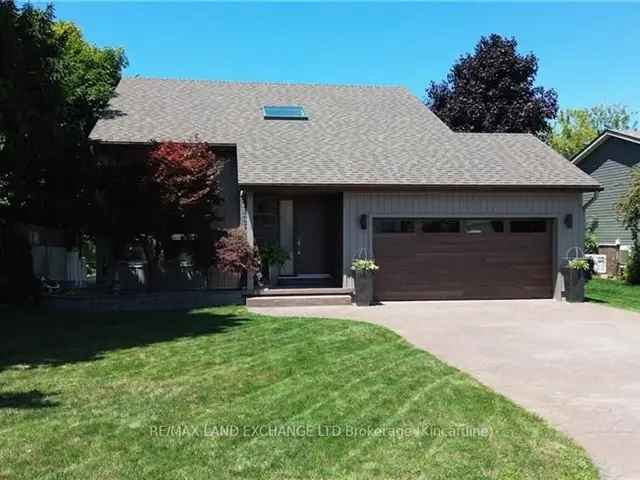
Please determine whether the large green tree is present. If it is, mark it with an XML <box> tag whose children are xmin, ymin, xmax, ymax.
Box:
<box><xmin>549</xmin><ymin>105</ymin><xmax>635</xmax><ymax>159</ymax></box>
<box><xmin>53</xmin><ymin>20</ymin><xmax>127</xmax><ymax>232</ymax></box>
<box><xmin>426</xmin><ymin>34</ymin><xmax>558</xmax><ymax>136</ymax></box>
<box><xmin>0</xmin><ymin>1</ymin><xmax>64</xmax><ymax>224</ymax></box>
<box><xmin>54</xmin><ymin>21</ymin><xmax>127</xmax><ymax>138</ymax></box>
<box><xmin>548</xmin><ymin>109</ymin><xmax>597</xmax><ymax>160</ymax></box>
<box><xmin>0</xmin><ymin>1</ymin><xmax>126</xmax><ymax>302</ymax></box>
<box><xmin>0</xmin><ymin>1</ymin><xmax>126</xmax><ymax>228</ymax></box>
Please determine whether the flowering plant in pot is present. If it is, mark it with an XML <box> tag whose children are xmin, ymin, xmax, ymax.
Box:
<box><xmin>568</xmin><ymin>258</ymin><xmax>590</xmax><ymax>273</ymax></box>
<box><xmin>258</xmin><ymin>245</ymin><xmax>289</xmax><ymax>287</ymax></box>
<box><xmin>351</xmin><ymin>259</ymin><xmax>379</xmax><ymax>306</ymax></box>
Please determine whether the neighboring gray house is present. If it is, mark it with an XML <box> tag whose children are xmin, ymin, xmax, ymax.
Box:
<box><xmin>574</xmin><ymin>130</ymin><xmax>640</xmax><ymax>274</ymax></box>
<box><xmin>90</xmin><ymin>77</ymin><xmax>600</xmax><ymax>302</ymax></box>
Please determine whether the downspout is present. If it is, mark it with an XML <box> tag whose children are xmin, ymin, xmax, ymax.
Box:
<box><xmin>582</xmin><ymin>191</ymin><xmax>599</xmax><ymax>250</ymax></box>
<box><xmin>583</xmin><ymin>191</ymin><xmax>599</xmax><ymax>210</ymax></box>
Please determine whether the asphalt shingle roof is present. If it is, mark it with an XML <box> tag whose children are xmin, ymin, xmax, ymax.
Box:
<box><xmin>90</xmin><ymin>77</ymin><xmax>600</xmax><ymax>190</ymax></box>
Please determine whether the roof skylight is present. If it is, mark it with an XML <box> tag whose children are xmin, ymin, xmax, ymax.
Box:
<box><xmin>263</xmin><ymin>105</ymin><xmax>307</xmax><ymax>120</ymax></box>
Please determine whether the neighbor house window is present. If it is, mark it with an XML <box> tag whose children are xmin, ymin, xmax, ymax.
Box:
<box><xmin>510</xmin><ymin>220</ymin><xmax>547</xmax><ymax>233</ymax></box>
<box><xmin>421</xmin><ymin>219</ymin><xmax>460</xmax><ymax>233</ymax></box>
<box><xmin>374</xmin><ymin>218</ymin><xmax>415</xmax><ymax>234</ymax></box>
<box><xmin>263</xmin><ymin>106</ymin><xmax>307</xmax><ymax>120</ymax></box>
<box><xmin>463</xmin><ymin>219</ymin><xmax>504</xmax><ymax>234</ymax></box>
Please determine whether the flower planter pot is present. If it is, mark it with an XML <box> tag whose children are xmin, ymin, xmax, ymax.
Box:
<box><xmin>354</xmin><ymin>270</ymin><xmax>375</xmax><ymax>306</ymax></box>
<box><xmin>268</xmin><ymin>265</ymin><xmax>279</xmax><ymax>287</ymax></box>
<box><xmin>561</xmin><ymin>267</ymin><xmax>586</xmax><ymax>303</ymax></box>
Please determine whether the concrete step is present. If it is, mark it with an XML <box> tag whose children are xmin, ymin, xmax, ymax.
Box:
<box><xmin>246</xmin><ymin>294</ymin><xmax>352</xmax><ymax>307</ymax></box>
<box><xmin>253</xmin><ymin>287</ymin><xmax>353</xmax><ymax>297</ymax></box>
<box><xmin>277</xmin><ymin>276</ymin><xmax>336</xmax><ymax>288</ymax></box>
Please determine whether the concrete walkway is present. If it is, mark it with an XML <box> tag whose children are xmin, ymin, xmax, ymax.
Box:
<box><xmin>250</xmin><ymin>300</ymin><xmax>640</xmax><ymax>480</ymax></box>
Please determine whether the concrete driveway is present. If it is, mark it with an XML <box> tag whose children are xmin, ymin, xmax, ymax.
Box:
<box><xmin>250</xmin><ymin>300</ymin><xmax>640</xmax><ymax>480</ymax></box>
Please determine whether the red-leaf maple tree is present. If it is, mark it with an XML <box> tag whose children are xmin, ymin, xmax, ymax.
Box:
<box><xmin>95</xmin><ymin>139</ymin><xmax>225</xmax><ymax>290</ymax></box>
<box><xmin>148</xmin><ymin>140</ymin><xmax>223</xmax><ymax>217</ymax></box>
<box><xmin>141</xmin><ymin>140</ymin><xmax>224</xmax><ymax>285</ymax></box>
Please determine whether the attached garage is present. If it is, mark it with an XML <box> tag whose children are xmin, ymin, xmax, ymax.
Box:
<box><xmin>373</xmin><ymin>217</ymin><xmax>553</xmax><ymax>300</ymax></box>
<box><xmin>342</xmin><ymin>191</ymin><xmax>591</xmax><ymax>301</ymax></box>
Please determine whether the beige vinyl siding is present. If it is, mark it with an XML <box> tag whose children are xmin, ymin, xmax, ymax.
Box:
<box><xmin>342</xmin><ymin>191</ymin><xmax>585</xmax><ymax>298</ymax></box>
<box><xmin>578</xmin><ymin>138</ymin><xmax>640</xmax><ymax>246</ymax></box>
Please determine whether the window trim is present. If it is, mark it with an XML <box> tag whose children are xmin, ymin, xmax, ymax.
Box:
<box><xmin>462</xmin><ymin>219</ymin><xmax>505</xmax><ymax>235</ymax></box>
<box><xmin>509</xmin><ymin>219</ymin><xmax>549</xmax><ymax>233</ymax></box>
<box><xmin>368</xmin><ymin>214</ymin><xmax>557</xmax><ymax>288</ymax></box>
<box><xmin>371</xmin><ymin>216</ymin><xmax>553</xmax><ymax>236</ymax></box>
<box><xmin>420</xmin><ymin>218</ymin><xmax>461</xmax><ymax>234</ymax></box>
<box><xmin>373</xmin><ymin>218</ymin><xmax>416</xmax><ymax>234</ymax></box>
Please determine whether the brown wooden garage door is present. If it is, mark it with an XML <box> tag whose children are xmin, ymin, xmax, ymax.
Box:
<box><xmin>373</xmin><ymin>218</ymin><xmax>553</xmax><ymax>300</ymax></box>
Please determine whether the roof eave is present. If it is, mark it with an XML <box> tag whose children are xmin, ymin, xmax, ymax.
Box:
<box><xmin>239</xmin><ymin>182</ymin><xmax>603</xmax><ymax>193</ymax></box>
<box><xmin>90</xmin><ymin>138</ymin><xmax>238</xmax><ymax>148</ymax></box>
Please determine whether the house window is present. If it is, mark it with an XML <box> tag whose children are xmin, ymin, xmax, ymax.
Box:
<box><xmin>421</xmin><ymin>219</ymin><xmax>460</xmax><ymax>233</ymax></box>
<box><xmin>254</xmin><ymin>196</ymin><xmax>279</xmax><ymax>246</ymax></box>
<box><xmin>510</xmin><ymin>220</ymin><xmax>547</xmax><ymax>233</ymax></box>
<box><xmin>374</xmin><ymin>218</ymin><xmax>415</xmax><ymax>234</ymax></box>
<box><xmin>463</xmin><ymin>219</ymin><xmax>504</xmax><ymax>234</ymax></box>
<box><xmin>263</xmin><ymin>106</ymin><xmax>307</xmax><ymax>120</ymax></box>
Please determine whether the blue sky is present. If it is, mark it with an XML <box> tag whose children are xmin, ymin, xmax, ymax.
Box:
<box><xmin>52</xmin><ymin>2</ymin><xmax>640</xmax><ymax>114</ymax></box>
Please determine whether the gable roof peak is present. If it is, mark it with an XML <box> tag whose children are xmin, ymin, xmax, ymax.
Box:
<box><xmin>573</xmin><ymin>129</ymin><xmax>640</xmax><ymax>165</ymax></box>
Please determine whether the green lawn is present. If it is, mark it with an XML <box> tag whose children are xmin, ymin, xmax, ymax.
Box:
<box><xmin>0</xmin><ymin>307</ymin><xmax>597</xmax><ymax>480</ymax></box>
<box><xmin>586</xmin><ymin>277</ymin><xmax>640</xmax><ymax>312</ymax></box>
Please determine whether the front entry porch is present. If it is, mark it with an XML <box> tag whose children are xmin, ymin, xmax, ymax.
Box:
<box><xmin>249</xmin><ymin>191</ymin><xmax>343</xmax><ymax>290</ymax></box>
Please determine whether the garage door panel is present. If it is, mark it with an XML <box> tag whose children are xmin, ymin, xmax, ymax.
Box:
<box><xmin>373</xmin><ymin>218</ymin><xmax>553</xmax><ymax>300</ymax></box>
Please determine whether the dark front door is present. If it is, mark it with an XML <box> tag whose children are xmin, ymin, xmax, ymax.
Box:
<box><xmin>293</xmin><ymin>196</ymin><xmax>334</xmax><ymax>275</ymax></box>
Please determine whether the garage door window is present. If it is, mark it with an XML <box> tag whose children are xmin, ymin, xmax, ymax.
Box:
<box><xmin>463</xmin><ymin>219</ymin><xmax>504</xmax><ymax>234</ymax></box>
<box><xmin>374</xmin><ymin>218</ymin><xmax>415</xmax><ymax>234</ymax></box>
<box><xmin>510</xmin><ymin>220</ymin><xmax>547</xmax><ymax>233</ymax></box>
<box><xmin>421</xmin><ymin>219</ymin><xmax>460</xmax><ymax>233</ymax></box>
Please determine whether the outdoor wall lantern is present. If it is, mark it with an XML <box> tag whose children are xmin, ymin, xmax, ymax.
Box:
<box><xmin>564</xmin><ymin>214</ymin><xmax>573</xmax><ymax>229</ymax></box>
<box><xmin>360</xmin><ymin>214</ymin><xmax>368</xmax><ymax>230</ymax></box>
